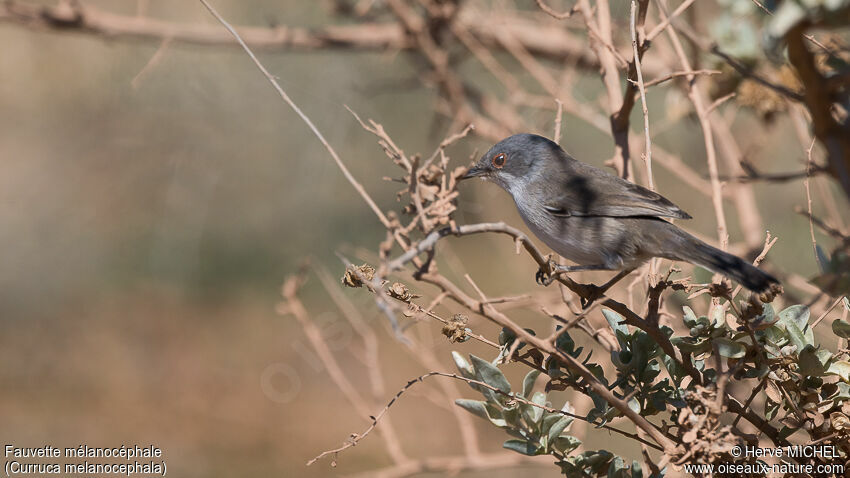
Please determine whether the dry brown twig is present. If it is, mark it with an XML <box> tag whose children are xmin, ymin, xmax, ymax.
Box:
<box><xmin>812</xmin><ymin>295</ymin><xmax>846</xmax><ymax>329</ymax></box>
<box><xmin>577</xmin><ymin>0</ymin><xmax>634</xmax><ymax>180</ymax></box>
<box><xmin>306</xmin><ymin>369</ymin><xmax>662</xmax><ymax>467</ymax></box>
<box><xmin>278</xmin><ymin>272</ymin><xmax>409</xmax><ymax>466</ymax></box>
<box><xmin>9</xmin><ymin>0</ymin><xmax>848</xmax><ymax>210</ymax></box>
<box><xmin>315</xmin><ymin>267</ymin><xmax>386</xmax><ymax>397</ymax></box>
<box><xmin>130</xmin><ymin>37</ymin><xmax>171</xmax><ymax>89</ymax></box>
<box><xmin>708</xmin><ymin>107</ymin><xmax>768</xmax><ymax>252</ymax></box>
<box><xmin>535</xmin><ymin>0</ymin><xmax>578</xmax><ymax>19</ymax></box>
<box><xmin>630</xmin><ymin>0</ymin><xmax>654</xmax><ymax>191</ymax></box>
<box><xmin>646</xmin><ymin>0</ymin><xmax>696</xmax><ymax>41</ymax></box>
<box><xmin>5</xmin><ymin>0</ymin><xmax>751</xmax><ymax>217</ymax></box>
<box><xmin>639</xmin><ymin>68</ymin><xmax>721</xmax><ymax>89</ymax></box>
<box><xmin>804</xmin><ymin>138</ymin><xmax>822</xmax><ymax>271</ymax></box>
<box><xmin>0</xmin><ymin>2</ymin><xmax>617</xmax><ymax>70</ymax></box>
<box><xmin>197</xmin><ymin>0</ymin><xmax>391</xmax><ymax>230</ymax></box>
<box><xmin>729</xmin><ymin>232</ymin><xmax>779</xmax><ymax>300</ymax></box>
<box><xmin>657</xmin><ymin>1</ymin><xmax>729</xmax><ymax>251</ymax></box>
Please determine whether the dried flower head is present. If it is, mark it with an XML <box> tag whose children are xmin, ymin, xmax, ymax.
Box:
<box><xmin>758</xmin><ymin>283</ymin><xmax>783</xmax><ymax>303</ymax></box>
<box><xmin>708</xmin><ymin>281</ymin><xmax>733</xmax><ymax>298</ymax></box>
<box><xmin>442</xmin><ymin>314</ymin><xmax>470</xmax><ymax>343</ymax></box>
<box><xmin>342</xmin><ymin>263</ymin><xmax>376</xmax><ymax>288</ymax></box>
<box><xmin>387</xmin><ymin>282</ymin><xmax>419</xmax><ymax>302</ymax></box>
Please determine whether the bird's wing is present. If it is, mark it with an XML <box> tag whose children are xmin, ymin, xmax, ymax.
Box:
<box><xmin>543</xmin><ymin>161</ymin><xmax>692</xmax><ymax>219</ymax></box>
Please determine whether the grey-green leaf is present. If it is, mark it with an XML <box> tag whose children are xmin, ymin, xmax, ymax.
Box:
<box><xmin>786</xmin><ymin>322</ymin><xmax>808</xmax><ymax>351</ymax></box>
<box><xmin>521</xmin><ymin>369</ymin><xmax>540</xmax><ymax>398</ymax></box>
<box><xmin>503</xmin><ymin>439</ymin><xmax>539</xmax><ymax>456</ymax></box>
<box><xmin>452</xmin><ymin>351</ymin><xmax>483</xmax><ymax>392</ymax></box>
<box><xmin>714</xmin><ymin>337</ymin><xmax>747</xmax><ymax>358</ymax></box>
<box><xmin>832</xmin><ymin>319</ymin><xmax>850</xmax><ymax>339</ymax></box>
<box><xmin>799</xmin><ymin>346</ymin><xmax>826</xmax><ymax>376</ymax></box>
<box><xmin>682</xmin><ymin>306</ymin><xmax>698</xmax><ymax>328</ymax></box>
<box><xmin>541</xmin><ymin>413</ymin><xmax>562</xmax><ymax>434</ymax></box>
<box><xmin>553</xmin><ymin>435</ymin><xmax>581</xmax><ymax>453</ymax></box>
<box><xmin>608</xmin><ymin>456</ymin><xmax>628</xmax><ymax>477</ymax></box>
<box><xmin>455</xmin><ymin>399</ymin><xmax>490</xmax><ymax>421</ymax></box>
<box><xmin>469</xmin><ymin>354</ymin><xmax>511</xmax><ymax>393</ymax></box>
<box><xmin>711</xmin><ymin>305</ymin><xmax>726</xmax><ymax>329</ymax></box>
<box><xmin>455</xmin><ymin>399</ymin><xmax>508</xmax><ymax>427</ymax></box>
<box><xmin>452</xmin><ymin>351</ymin><xmax>475</xmax><ymax>379</ymax></box>
<box><xmin>603</xmin><ymin>309</ymin><xmax>629</xmax><ymax>336</ymax></box>
<box><xmin>527</xmin><ymin>391</ymin><xmax>546</xmax><ymax>424</ymax></box>
<box><xmin>825</xmin><ymin>361</ymin><xmax>850</xmax><ymax>382</ymax></box>
<box><xmin>671</xmin><ymin>336</ymin><xmax>711</xmax><ymax>354</ymax></box>
<box><xmin>547</xmin><ymin>416</ymin><xmax>573</xmax><ymax>444</ymax></box>
<box><xmin>631</xmin><ymin>460</ymin><xmax>644</xmax><ymax>478</ymax></box>
<box><xmin>501</xmin><ymin>405</ymin><xmax>522</xmax><ymax>427</ymax></box>
<box><xmin>778</xmin><ymin>305</ymin><xmax>810</xmax><ymax>331</ymax></box>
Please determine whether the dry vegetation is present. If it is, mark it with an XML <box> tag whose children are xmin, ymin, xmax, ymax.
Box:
<box><xmin>3</xmin><ymin>0</ymin><xmax>850</xmax><ymax>476</ymax></box>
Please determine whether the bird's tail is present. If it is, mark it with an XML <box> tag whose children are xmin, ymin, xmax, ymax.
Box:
<box><xmin>672</xmin><ymin>230</ymin><xmax>780</xmax><ymax>294</ymax></box>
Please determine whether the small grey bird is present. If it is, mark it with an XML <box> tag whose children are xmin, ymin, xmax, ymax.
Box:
<box><xmin>463</xmin><ymin>133</ymin><xmax>780</xmax><ymax>294</ymax></box>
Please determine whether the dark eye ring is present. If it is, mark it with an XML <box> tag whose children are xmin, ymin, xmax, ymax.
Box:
<box><xmin>492</xmin><ymin>153</ymin><xmax>506</xmax><ymax>169</ymax></box>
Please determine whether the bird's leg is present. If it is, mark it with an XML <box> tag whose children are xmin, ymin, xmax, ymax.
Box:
<box><xmin>576</xmin><ymin>267</ymin><xmax>637</xmax><ymax>308</ymax></box>
<box><xmin>597</xmin><ymin>267</ymin><xmax>636</xmax><ymax>296</ymax></box>
<box><xmin>535</xmin><ymin>259</ymin><xmax>613</xmax><ymax>287</ymax></box>
<box><xmin>535</xmin><ymin>257</ymin><xmax>558</xmax><ymax>286</ymax></box>
<box><xmin>536</xmin><ymin>262</ymin><xmax>636</xmax><ymax>308</ymax></box>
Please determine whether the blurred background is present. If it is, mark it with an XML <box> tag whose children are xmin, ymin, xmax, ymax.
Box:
<box><xmin>1</xmin><ymin>1</ymin><xmax>847</xmax><ymax>477</ymax></box>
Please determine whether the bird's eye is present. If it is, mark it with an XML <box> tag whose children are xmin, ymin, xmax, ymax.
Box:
<box><xmin>492</xmin><ymin>153</ymin><xmax>506</xmax><ymax>169</ymax></box>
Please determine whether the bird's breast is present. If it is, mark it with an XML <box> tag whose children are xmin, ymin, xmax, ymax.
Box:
<box><xmin>509</xmin><ymin>188</ymin><xmax>617</xmax><ymax>266</ymax></box>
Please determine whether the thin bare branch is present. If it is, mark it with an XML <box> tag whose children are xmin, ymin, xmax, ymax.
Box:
<box><xmin>804</xmin><ymin>138</ymin><xmax>823</xmax><ymax>271</ymax></box>
<box><xmin>279</xmin><ymin>273</ymin><xmax>408</xmax><ymax>466</ymax></box>
<box><xmin>308</xmin><ymin>369</ymin><xmax>663</xmax><ymax>466</ymax></box>
<box><xmin>535</xmin><ymin>0</ymin><xmax>578</xmax><ymax>19</ymax></box>
<box><xmin>630</xmin><ymin>0</ymin><xmax>654</xmax><ymax>191</ymax></box>
<box><xmin>658</xmin><ymin>2</ymin><xmax>728</xmax><ymax>250</ymax></box>
<box><xmin>198</xmin><ymin>0</ymin><xmax>392</xmax><ymax>229</ymax></box>
<box><xmin>646</xmin><ymin>0</ymin><xmax>696</xmax><ymax>41</ymax></box>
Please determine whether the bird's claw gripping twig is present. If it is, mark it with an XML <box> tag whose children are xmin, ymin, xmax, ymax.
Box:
<box><xmin>535</xmin><ymin>257</ymin><xmax>561</xmax><ymax>286</ymax></box>
<box><xmin>577</xmin><ymin>284</ymin><xmax>604</xmax><ymax>308</ymax></box>
<box><xmin>536</xmin><ymin>261</ymin><xmax>633</xmax><ymax>308</ymax></box>
<box><xmin>535</xmin><ymin>263</ymin><xmax>602</xmax><ymax>307</ymax></box>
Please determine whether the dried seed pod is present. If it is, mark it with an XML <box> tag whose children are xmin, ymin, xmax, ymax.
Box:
<box><xmin>387</xmin><ymin>282</ymin><xmax>419</xmax><ymax>302</ymax></box>
<box><xmin>441</xmin><ymin>314</ymin><xmax>470</xmax><ymax>343</ymax></box>
<box><xmin>342</xmin><ymin>264</ymin><xmax>376</xmax><ymax>288</ymax></box>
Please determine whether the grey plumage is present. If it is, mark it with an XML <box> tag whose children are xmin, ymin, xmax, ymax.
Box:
<box><xmin>463</xmin><ymin>133</ymin><xmax>779</xmax><ymax>293</ymax></box>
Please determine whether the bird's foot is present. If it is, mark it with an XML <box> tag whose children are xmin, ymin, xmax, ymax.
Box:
<box><xmin>535</xmin><ymin>260</ymin><xmax>616</xmax><ymax>307</ymax></box>
<box><xmin>535</xmin><ymin>257</ymin><xmax>561</xmax><ymax>286</ymax></box>
<box><xmin>577</xmin><ymin>284</ymin><xmax>604</xmax><ymax>308</ymax></box>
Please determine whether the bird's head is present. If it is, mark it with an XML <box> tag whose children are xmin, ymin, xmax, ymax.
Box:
<box><xmin>463</xmin><ymin>133</ymin><xmax>562</xmax><ymax>191</ymax></box>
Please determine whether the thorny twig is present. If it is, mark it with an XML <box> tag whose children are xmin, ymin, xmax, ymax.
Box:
<box><xmin>630</xmin><ymin>0</ymin><xmax>654</xmax><ymax>191</ymax></box>
<box><xmin>307</xmin><ymin>369</ymin><xmax>662</xmax><ymax>466</ymax></box>
<box><xmin>198</xmin><ymin>0</ymin><xmax>392</xmax><ymax>229</ymax></box>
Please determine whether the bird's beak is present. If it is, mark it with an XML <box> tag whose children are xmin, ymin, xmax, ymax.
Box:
<box><xmin>462</xmin><ymin>165</ymin><xmax>486</xmax><ymax>180</ymax></box>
